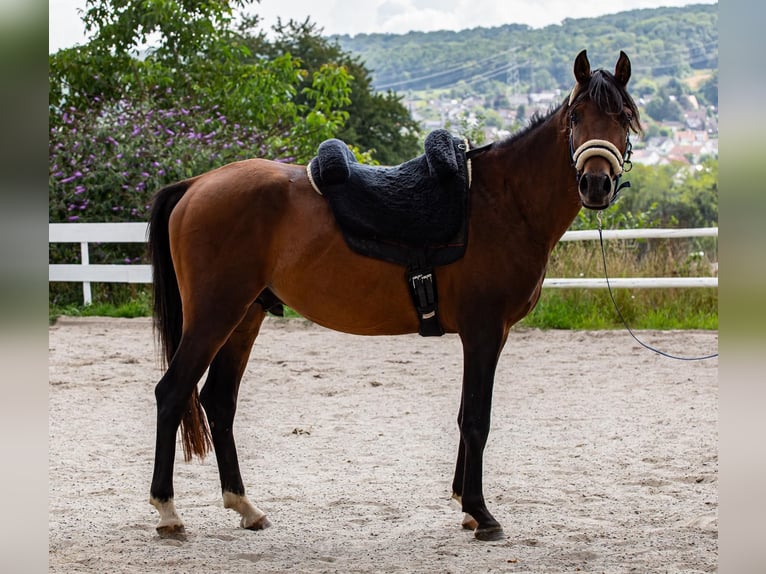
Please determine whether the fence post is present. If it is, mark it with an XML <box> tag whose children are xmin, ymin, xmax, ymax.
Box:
<box><xmin>80</xmin><ymin>241</ymin><xmax>92</xmax><ymax>305</ymax></box>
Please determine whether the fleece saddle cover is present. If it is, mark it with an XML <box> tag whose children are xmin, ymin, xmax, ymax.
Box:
<box><xmin>306</xmin><ymin>129</ymin><xmax>472</xmax><ymax>336</ymax></box>
<box><xmin>307</xmin><ymin>129</ymin><xmax>471</xmax><ymax>268</ymax></box>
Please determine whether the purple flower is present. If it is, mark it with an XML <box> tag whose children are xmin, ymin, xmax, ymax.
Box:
<box><xmin>74</xmin><ymin>185</ymin><xmax>86</xmax><ymax>195</ymax></box>
<box><xmin>60</xmin><ymin>171</ymin><xmax>83</xmax><ymax>184</ymax></box>
<box><xmin>67</xmin><ymin>215</ymin><xmax>80</xmax><ymax>221</ymax></box>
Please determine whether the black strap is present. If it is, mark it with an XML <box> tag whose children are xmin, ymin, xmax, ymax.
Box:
<box><xmin>407</xmin><ymin>254</ymin><xmax>444</xmax><ymax>337</ymax></box>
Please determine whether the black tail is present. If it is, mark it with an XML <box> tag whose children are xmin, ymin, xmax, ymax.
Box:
<box><xmin>148</xmin><ymin>181</ymin><xmax>212</xmax><ymax>461</ymax></box>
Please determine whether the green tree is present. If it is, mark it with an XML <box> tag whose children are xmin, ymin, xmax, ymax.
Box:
<box><xmin>241</xmin><ymin>18</ymin><xmax>421</xmax><ymax>164</ymax></box>
<box><xmin>49</xmin><ymin>0</ymin><xmax>354</xmax><ymax>306</ymax></box>
<box><xmin>614</xmin><ymin>160</ymin><xmax>718</xmax><ymax>229</ymax></box>
<box><xmin>50</xmin><ymin>0</ymin><xmax>352</xmax><ymax>163</ymax></box>
<box><xmin>698</xmin><ymin>71</ymin><xmax>718</xmax><ymax>107</ymax></box>
<box><xmin>644</xmin><ymin>90</ymin><xmax>685</xmax><ymax>123</ymax></box>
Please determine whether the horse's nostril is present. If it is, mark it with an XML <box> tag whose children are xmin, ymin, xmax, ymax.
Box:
<box><xmin>602</xmin><ymin>175</ymin><xmax>612</xmax><ymax>193</ymax></box>
<box><xmin>579</xmin><ymin>175</ymin><xmax>589</xmax><ymax>194</ymax></box>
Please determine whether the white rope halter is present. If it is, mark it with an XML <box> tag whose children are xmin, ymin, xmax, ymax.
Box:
<box><xmin>571</xmin><ymin>139</ymin><xmax>625</xmax><ymax>176</ymax></box>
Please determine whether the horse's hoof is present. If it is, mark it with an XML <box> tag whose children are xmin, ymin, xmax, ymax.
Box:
<box><xmin>243</xmin><ymin>515</ymin><xmax>271</xmax><ymax>531</ymax></box>
<box><xmin>156</xmin><ymin>522</ymin><xmax>186</xmax><ymax>540</ymax></box>
<box><xmin>474</xmin><ymin>525</ymin><xmax>505</xmax><ymax>541</ymax></box>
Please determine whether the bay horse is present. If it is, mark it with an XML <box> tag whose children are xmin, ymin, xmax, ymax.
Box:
<box><xmin>148</xmin><ymin>50</ymin><xmax>641</xmax><ymax>541</ymax></box>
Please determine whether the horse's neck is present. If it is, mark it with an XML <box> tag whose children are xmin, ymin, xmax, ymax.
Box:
<box><xmin>498</xmin><ymin>112</ymin><xmax>581</xmax><ymax>247</ymax></box>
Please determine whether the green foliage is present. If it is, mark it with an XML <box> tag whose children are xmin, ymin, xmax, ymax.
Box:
<box><xmin>697</xmin><ymin>71</ymin><xmax>718</xmax><ymax>106</ymax></box>
<box><xmin>335</xmin><ymin>4</ymin><xmax>717</xmax><ymax>96</ymax></box>
<box><xmin>50</xmin><ymin>291</ymin><xmax>152</xmax><ymax>324</ymax></box>
<box><xmin>643</xmin><ymin>90</ymin><xmax>685</xmax><ymax>122</ymax></box>
<box><xmin>241</xmin><ymin>18</ymin><xmax>421</xmax><ymax>164</ymax></box>
<box><xmin>614</xmin><ymin>158</ymin><xmax>718</xmax><ymax>228</ymax></box>
<box><xmin>49</xmin><ymin>0</ymin><xmax>353</xmax><ymax>305</ymax></box>
<box><xmin>50</xmin><ymin>1</ymin><xmax>352</xmax><ymax>165</ymax></box>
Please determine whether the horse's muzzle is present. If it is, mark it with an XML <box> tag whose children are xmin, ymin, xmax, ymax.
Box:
<box><xmin>578</xmin><ymin>171</ymin><xmax>615</xmax><ymax>210</ymax></box>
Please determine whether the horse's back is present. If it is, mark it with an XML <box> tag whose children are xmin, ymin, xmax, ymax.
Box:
<box><xmin>164</xmin><ymin>158</ymin><xmax>420</xmax><ymax>334</ymax></box>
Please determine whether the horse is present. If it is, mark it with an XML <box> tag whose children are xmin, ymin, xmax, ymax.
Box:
<box><xmin>147</xmin><ymin>50</ymin><xmax>641</xmax><ymax>541</ymax></box>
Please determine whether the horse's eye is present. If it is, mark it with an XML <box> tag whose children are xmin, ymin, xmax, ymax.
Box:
<box><xmin>570</xmin><ymin>111</ymin><xmax>579</xmax><ymax>125</ymax></box>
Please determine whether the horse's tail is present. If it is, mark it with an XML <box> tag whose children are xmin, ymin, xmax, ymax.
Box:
<box><xmin>148</xmin><ymin>180</ymin><xmax>212</xmax><ymax>462</ymax></box>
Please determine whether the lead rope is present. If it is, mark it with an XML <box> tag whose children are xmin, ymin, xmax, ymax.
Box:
<box><xmin>596</xmin><ymin>212</ymin><xmax>718</xmax><ymax>361</ymax></box>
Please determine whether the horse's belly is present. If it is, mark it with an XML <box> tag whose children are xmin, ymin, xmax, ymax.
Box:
<box><xmin>268</xmin><ymin>238</ymin><xmax>421</xmax><ymax>336</ymax></box>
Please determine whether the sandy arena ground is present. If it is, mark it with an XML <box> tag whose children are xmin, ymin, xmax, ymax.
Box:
<box><xmin>49</xmin><ymin>317</ymin><xmax>718</xmax><ymax>573</ymax></box>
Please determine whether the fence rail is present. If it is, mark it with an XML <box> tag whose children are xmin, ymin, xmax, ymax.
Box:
<box><xmin>49</xmin><ymin>223</ymin><xmax>719</xmax><ymax>305</ymax></box>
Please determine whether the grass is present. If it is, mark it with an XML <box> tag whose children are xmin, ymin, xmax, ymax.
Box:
<box><xmin>518</xmin><ymin>238</ymin><xmax>717</xmax><ymax>330</ymax></box>
<box><xmin>519</xmin><ymin>289</ymin><xmax>717</xmax><ymax>330</ymax></box>
<box><xmin>49</xmin><ymin>238</ymin><xmax>717</xmax><ymax>330</ymax></box>
<box><xmin>49</xmin><ymin>291</ymin><xmax>151</xmax><ymax>324</ymax></box>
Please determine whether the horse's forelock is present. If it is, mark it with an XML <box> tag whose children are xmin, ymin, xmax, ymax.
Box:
<box><xmin>578</xmin><ymin>69</ymin><xmax>642</xmax><ymax>134</ymax></box>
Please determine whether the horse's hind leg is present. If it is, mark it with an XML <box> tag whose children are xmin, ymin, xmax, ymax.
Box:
<box><xmin>199</xmin><ymin>301</ymin><xmax>270</xmax><ymax>530</ymax></box>
<box><xmin>150</xmin><ymin>304</ymin><xmax>251</xmax><ymax>534</ymax></box>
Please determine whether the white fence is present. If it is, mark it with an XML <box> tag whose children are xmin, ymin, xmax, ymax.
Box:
<box><xmin>49</xmin><ymin>223</ymin><xmax>719</xmax><ymax>305</ymax></box>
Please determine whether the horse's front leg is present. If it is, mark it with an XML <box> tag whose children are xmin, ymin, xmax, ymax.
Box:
<box><xmin>454</xmin><ymin>326</ymin><xmax>508</xmax><ymax>540</ymax></box>
<box><xmin>450</xmin><ymin>396</ymin><xmax>480</xmax><ymax>531</ymax></box>
<box><xmin>199</xmin><ymin>302</ymin><xmax>270</xmax><ymax>531</ymax></box>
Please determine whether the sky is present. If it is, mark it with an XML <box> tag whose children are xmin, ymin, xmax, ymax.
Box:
<box><xmin>48</xmin><ymin>0</ymin><xmax>716</xmax><ymax>53</ymax></box>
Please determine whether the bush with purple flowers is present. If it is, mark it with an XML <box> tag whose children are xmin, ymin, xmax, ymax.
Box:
<box><xmin>49</xmin><ymin>0</ymin><xmax>357</xmax><ymax>306</ymax></box>
<box><xmin>49</xmin><ymin>67</ymin><xmax>351</xmax><ymax>305</ymax></box>
<box><xmin>50</xmin><ymin>91</ymin><xmax>281</xmax><ymax>226</ymax></box>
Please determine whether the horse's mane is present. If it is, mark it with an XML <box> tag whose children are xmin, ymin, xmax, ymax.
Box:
<box><xmin>490</xmin><ymin>106</ymin><xmax>559</xmax><ymax>151</ymax></box>
<box><xmin>493</xmin><ymin>67</ymin><xmax>642</xmax><ymax>151</ymax></box>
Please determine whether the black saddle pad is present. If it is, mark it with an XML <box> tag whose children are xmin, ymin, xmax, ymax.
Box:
<box><xmin>307</xmin><ymin>129</ymin><xmax>471</xmax><ymax>266</ymax></box>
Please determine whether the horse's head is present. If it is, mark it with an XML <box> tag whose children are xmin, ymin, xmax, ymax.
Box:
<box><xmin>567</xmin><ymin>50</ymin><xmax>642</xmax><ymax>210</ymax></box>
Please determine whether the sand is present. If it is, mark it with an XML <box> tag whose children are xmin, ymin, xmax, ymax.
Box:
<box><xmin>49</xmin><ymin>317</ymin><xmax>718</xmax><ymax>573</ymax></box>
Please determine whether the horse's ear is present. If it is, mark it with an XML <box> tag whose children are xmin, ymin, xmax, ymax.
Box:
<box><xmin>614</xmin><ymin>50</ymin><xmax>631</xmax><ymax>86</ymax></box>
<box><xmin>573</xmin><ymin>50</ymin><xmax>591</xmax><ymax>85</ymax></box>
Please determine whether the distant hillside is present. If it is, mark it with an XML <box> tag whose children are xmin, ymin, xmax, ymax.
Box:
<box><xmin>333</xmin><ymin>3</ymin><xmax>717</xmax><ymax>93</ymax></box>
